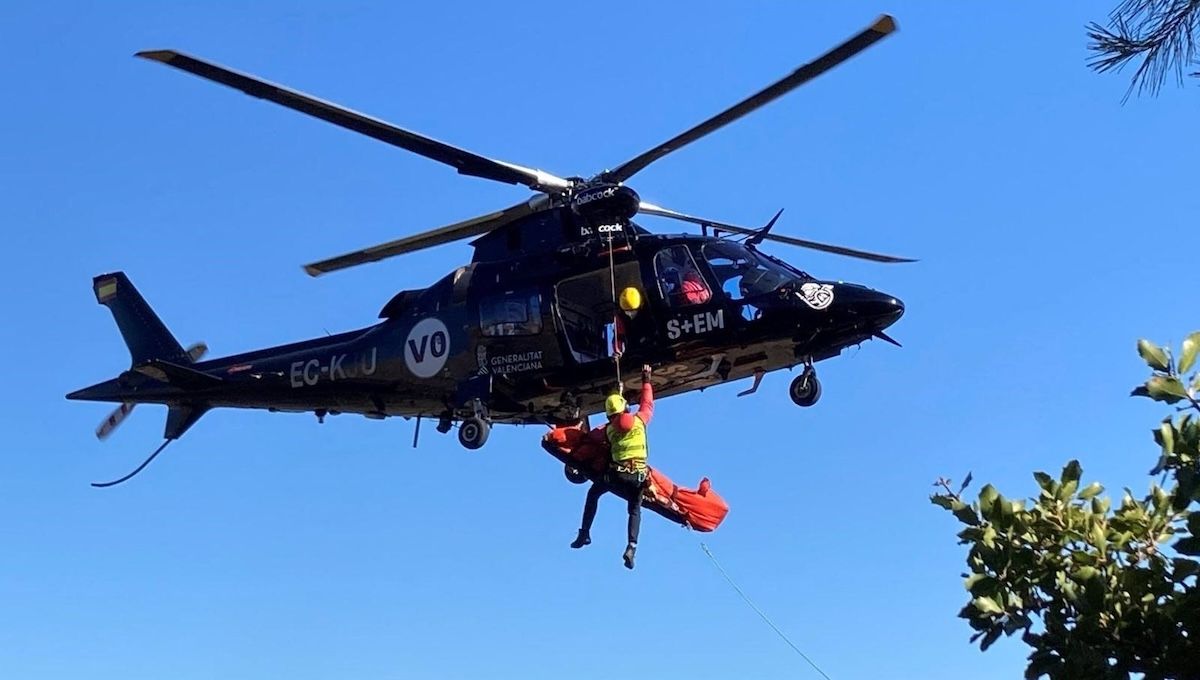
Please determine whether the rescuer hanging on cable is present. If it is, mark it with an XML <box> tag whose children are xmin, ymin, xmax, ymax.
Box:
<box><xmin>570</xmin><ymin>364</ymin><xmax>654</xmax><ymax>570</ymax></box>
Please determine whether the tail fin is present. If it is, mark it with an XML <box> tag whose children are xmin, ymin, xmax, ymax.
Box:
<box><xmin>93</xmin><ymin>272</ymin><xmax>190</xmax><ymax>366</ymax></box>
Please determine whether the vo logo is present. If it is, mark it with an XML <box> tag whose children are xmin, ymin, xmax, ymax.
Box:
<box><xmin>404</xmin><ymin>318</ymin><xmax>450</xmax><ymax>378</ymax></box>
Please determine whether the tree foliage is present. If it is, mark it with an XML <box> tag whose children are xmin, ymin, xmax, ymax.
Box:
<box><xmin>932</xmin><ymin>332</ymin><xmax>1200</xmax><ymax>679</ymax></box>
<box><xmin>1088</xmin><ymin>0</ymin><xmax>1200</xmax><ymax>97</ymax></box>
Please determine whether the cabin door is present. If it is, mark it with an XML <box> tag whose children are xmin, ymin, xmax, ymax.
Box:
<box><xmin>555</xmin><ymin>261</ymin><xmax>650</xmax><ymax>365</ymax></box>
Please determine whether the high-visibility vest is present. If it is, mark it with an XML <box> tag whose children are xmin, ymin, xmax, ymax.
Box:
<box><xmin>607</xmin><ymin>417</ymin><xmax>648</xmax><ymax>465</ymax></box>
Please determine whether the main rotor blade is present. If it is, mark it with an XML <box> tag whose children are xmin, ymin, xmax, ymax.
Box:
<box><xmin>602</xmin><ymin>15</ymin><xmax>897</xmax><ymax>184</ymax></box>
<box><xmin>303</xmin><ymin>196</ymin><xmax>548</xmax><ymax>276</ymax></box>
<box><xmin>135</xmin><ymin>50</ymin><xmax>572</xmax><ymax>193</ymax></box>
<box><xmin>638</xmin><ymin>202</ymin><xmax>915</xmax><ymax>264</ymax></box>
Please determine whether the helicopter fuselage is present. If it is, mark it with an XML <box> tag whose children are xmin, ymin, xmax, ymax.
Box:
<box><xmin>69</xmin><ymin>228</ymin><xmax>903</xmax><ymax>446</ymax></box>
<box><xmin>71</xmin><ymin>16</ymin><xmax>912</xmax><ymax>466</ymax></box>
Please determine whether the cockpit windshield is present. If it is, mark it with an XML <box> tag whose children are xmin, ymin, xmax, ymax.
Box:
<box><xmin>702</xmin><ymin>241</ymin><xmax>805</xmax><ymax>300</ymax></box>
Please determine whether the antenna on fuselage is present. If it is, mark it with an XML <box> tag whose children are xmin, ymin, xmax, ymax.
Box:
<box><xmin>746</xmin><ymin>209</ymin><xmax>785</xmax><ymax>247</ymax></box>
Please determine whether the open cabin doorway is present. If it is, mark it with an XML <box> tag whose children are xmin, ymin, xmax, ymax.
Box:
<box><xmin>555</xmin><ymin>261</ymin><xmax>645</xmax><ymax>365</ymax></box>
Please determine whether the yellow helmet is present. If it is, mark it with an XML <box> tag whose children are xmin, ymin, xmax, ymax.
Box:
<box><xmin>619</xmin><ymin>287</ymin><xmax>643</xmax><ymax>313</ymax></box>
<box><xmin>605</xmin><ymin>393</ymin><xmax>628</xmax><ymax>416</ymax></box>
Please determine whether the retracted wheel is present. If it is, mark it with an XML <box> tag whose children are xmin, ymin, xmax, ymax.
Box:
<box><xmin>458</xmin><ymin>417</ymin><xmax>490</xmax><ymax>449</ymax></box>
<box><xmin>564</xmin><ymin>465</ymin><xmax>588</xmax><ymax>485</ymax></box>
<box><xmin>789</xmin><ymin>371</ymin><xmax>822</xmax><ymax>407</ymax></box>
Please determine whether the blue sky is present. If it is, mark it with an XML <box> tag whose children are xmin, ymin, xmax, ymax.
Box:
<box><xmin>2</xmin><ymin>2</ymin><xmax>1195</xmax><ymax>678</ymax></box>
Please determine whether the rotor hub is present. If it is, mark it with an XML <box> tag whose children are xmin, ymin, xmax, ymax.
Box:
<box><xmin>569</xmin><ymin>183</ymin><xmax>640</xmax><ymax>225</ymax></box>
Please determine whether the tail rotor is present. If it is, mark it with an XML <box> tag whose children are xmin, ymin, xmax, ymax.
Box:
<box><xmin>93</xmin><ymin>342</ymin><xmax>208</xmax><ymax>440</ymax></box>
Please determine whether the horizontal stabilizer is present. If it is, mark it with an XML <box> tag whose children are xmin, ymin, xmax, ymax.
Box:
<box><xmin>133</xmin><ymin>360</ymin><xmax>223</xmax><ymax>388</ymax></box>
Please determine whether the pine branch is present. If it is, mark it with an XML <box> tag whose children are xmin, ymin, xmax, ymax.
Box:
<box><xmin>1087</xmin><ymin>0</ymin><xmax>1200</xmax><ymax>97</ymax></box>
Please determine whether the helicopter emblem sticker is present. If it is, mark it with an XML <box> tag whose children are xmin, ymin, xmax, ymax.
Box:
<box><xmin>798</xmin><ymin>283</ymin><xmax>835</xmax><ymax>310</ymax></box>
<box><xmin>405</xmin><ymin>318</ymin><xmax>450</xmax><ymax>378</ymax></box>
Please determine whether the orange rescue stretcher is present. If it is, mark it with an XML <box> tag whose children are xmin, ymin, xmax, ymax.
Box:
<box><xmin>542</xmin><ymin>425</ymin><xmax>729</xmax><ymax>532</ymax></box>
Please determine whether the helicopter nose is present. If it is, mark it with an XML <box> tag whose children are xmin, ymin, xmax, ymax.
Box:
<box><xmin>856</xmin><ymin>290</ymin><xmax>904</xmax><ymax>330</ymax></box>
<box><xmin>815</xmin><ymin>285</ymin><xmax>903</xmax><ymax>332</ymax></box>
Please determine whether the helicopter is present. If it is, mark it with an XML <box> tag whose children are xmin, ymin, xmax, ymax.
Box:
<box><xmin>68</xmin><ymin>15</ymin><xmax>911</xmax><ymax>484</ymax></box>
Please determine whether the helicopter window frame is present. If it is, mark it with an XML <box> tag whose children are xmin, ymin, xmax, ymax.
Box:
<box><xmin>653</xmin><ymin>245</ymin><xmax>712</xmax><ymax>308</ymax></box>
<box><xmin>757</xmin><ymin>249</ymin><xmax>814</xmax><ymax>282</ymax></box>
<box><xmin>480</xmin><ymin>289</ymin><xmax>543</xmax><ymax>337</ymax></box>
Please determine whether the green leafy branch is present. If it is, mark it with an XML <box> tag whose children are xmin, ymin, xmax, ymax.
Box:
<box><xmin>931</xmin><ymin>332</ymin><xmax>1200</xmax><ymax>679</ymax></box>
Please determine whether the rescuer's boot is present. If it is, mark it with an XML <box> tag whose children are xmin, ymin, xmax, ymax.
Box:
<box><xmin>623</xmin><ymin>542</ymin><xmax>637</xmax><ymax>570</ymax></box>
<box><xmin>570</xmin><ymin>529</ymin><xmax>591</xmax><ymax>549</ymax></box>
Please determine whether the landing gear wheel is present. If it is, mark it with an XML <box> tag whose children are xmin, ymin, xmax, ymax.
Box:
<box><xmin>458</xmin><ymin>417</ymin><xmax>490</xmax><ymax>449</ymax></box>
<box><xmin>564</xmin><ymin>465</ymin><xmax>588</xmax><ymax>485</ymax></box>
<box><xmin>789</xmin><ymin>371</ymin><xmax>822</xmax><ymax>407</ymax></box>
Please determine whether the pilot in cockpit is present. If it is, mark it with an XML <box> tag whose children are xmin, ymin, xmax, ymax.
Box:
<box><xmin>658</xmin><ymin>249</ymin><xmax>711</xmax><ymax>306</ymax></box>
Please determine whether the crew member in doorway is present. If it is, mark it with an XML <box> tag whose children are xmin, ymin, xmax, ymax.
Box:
<box><xmin>611</xmin><ymin>286</ymin><xmax>644</xmax><ymax>359</ymax></box>
<box><xmin>571</xmin><ymin>364</ymin><xmax>654</xmax><ymax>569</ymax></box>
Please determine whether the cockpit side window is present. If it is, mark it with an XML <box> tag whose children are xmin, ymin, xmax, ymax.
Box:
<box><xmin>654</xmin><ymin>245</ymin><xmax>711</xmax><ymax>307</ymax></box>
<box><xmin>702</xmin><ymin>241</ymin><xmax>795</xmax><ymax>300</ymax></box>
<box><xmin>481</xmin><ymin>290</ymin><xmax>542</xmax><ymax>337</ymax></box>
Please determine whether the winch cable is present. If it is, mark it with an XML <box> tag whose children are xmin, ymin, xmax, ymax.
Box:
<box><xmin>699</xmin><ymin>541</ymin><xmax>835</xmax><ymax>680</ymax></box>
<box><xmin>606</xmin><ymin>233</ymin><xmax>622</xmax><ymax>385</ymax></box>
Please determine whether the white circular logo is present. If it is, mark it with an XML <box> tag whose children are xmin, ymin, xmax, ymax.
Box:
<box><xmin>404</xmin><ymin>318</ymin><xmax>450</xmax><ymax>378</ymax></box>
<box><xmin>798</xmin><ymin>282</ymin><xmax>835</xmax><ymax>310</ymax></box>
